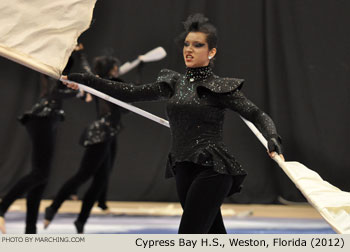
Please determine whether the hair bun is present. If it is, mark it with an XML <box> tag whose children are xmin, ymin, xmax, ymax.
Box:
<box><xmin>177</xmin><ymin>13</ymin><xmax>218</xmax><ymax>50</ymax></box>
<box><xmin>183</xmin><ymin>13</ymin><xmax>209</xmax><ymax>32</ymax></box>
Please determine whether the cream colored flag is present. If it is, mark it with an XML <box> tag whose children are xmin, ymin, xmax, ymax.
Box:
<box><xmin>274</xmin><ymin>158</ymin><xmax>350</xmax><ymax>234</ymax></box>
<box><xmin>0</xmin><ymin>0</ymin><xmax>96</xmax><ymax>79</ymax></box>
<box><xmin>240</xmin><ymin>116</ymin><xmax>350</xmax><ymax>234</ymax></box>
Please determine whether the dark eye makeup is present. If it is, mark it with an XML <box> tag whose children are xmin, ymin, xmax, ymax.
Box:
<box><xmin>184</xmin><ymin>41</ymin><xmax>205</xmax><ymax>48</ymax></box>
<box><xmin>194</xmin><ymin>42</ymin><xmax>205</xmax><ymax>48</ymax></box>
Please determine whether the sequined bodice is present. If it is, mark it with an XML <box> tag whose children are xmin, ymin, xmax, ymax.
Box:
<box><xmin>18</xmin><ymin>76</ymin><xmax>77</xmax><ymax>124</ymax></box>
<box><xmin>167</xmin><ymin>68</ymin><xmax>225</xmax><ymax>156</ymax></box>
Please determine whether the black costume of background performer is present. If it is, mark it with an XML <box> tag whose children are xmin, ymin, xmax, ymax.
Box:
<box><xmin>67</xmin><ymin>63</ymin><xmax>282</xmax><ymax>233</ymax></box>
<box><xmin>0</xmin><ymin>58</ymin><xmax>77</xmax><ymax>234</ymax></box>
<box><xmin>45</xmin><ymin>55</ymin><xmax>127</xmax><ymax>233</ymax></box>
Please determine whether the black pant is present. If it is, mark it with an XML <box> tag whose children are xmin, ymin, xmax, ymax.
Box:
<box><xmin>174</xmin><ymin>162</ymin><xmax>233</xmax><ymax>234</ymax></box>
<box><xmin>69</xmin><ymin>145</ymin><xmax>116</xmax><ymax>208</ymax></box>
<box><xmin>49</xmin><ymin>138</ymin><xmax>116</xmax><ymax>225</ymax></box>
<box><xmin>0</xmin><ymin>118</ymin><xmax>57</xmax><ymax>233</ymax></box>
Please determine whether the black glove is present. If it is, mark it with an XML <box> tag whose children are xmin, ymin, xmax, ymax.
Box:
<box><xmin>267</xmin><ymin>135</ymin><xmax>283</xmax><ymax>154</ymax></box>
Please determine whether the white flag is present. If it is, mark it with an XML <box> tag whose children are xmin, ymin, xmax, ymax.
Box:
<box><xmin>0</xmin><ymin>0</ymin><xmax>96</xmax><ymax>79</ymax></box>
<box><xmin>241</xmin><ymin>116</ymin><xmax>350</xmax><ymax>234</ymax></box>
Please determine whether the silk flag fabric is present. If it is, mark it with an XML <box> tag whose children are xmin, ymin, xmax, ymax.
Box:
<box><xmin>0</xmin><ymin>0</ymin><xmax>96</xmax><ymax>79</ymax></box>
<box><xmin>240</xmin><ymin>117</ymin><xmax>350</xmax><ymax>234</ymax></box>
<box><xmin>274</xmin><ymin>158</ymin><xmax>350</xmax><ymax>234</ymax></box>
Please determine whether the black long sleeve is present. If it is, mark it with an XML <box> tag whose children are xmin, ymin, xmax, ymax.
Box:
<box><xmin>68</xmin><ymin>73</ymin><xmax>173</xmax><ymax>103</ymax></box>
<box><xmin>218</xmin><ymin>90</ymin><xmax>281</xmax><ymax>144</ymax></box>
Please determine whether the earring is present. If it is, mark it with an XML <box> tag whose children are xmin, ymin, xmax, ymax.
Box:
<box><xmin>208</xmin><ymin>56</ymin><xmax>212</xmax><ymax>60</ymax></box>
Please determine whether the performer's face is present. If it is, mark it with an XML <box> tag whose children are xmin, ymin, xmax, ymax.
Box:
<box><xmin>183</xmin><ymin>32</ymin><xmax>216</xmax><ymax>68</ymax></box>
<box><xmin>109</xmin><ymin>64</ymin><xmax>119</xmax><ymax>78</ymax></box>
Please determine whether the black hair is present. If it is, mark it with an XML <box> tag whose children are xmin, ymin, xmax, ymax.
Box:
<box><xmin>177</xmin><ymin>13</ymin><xmax>218</xmax><ymax>50</ymax></box>
<box><xmin>93</xmin><ymin>56</ymin><xmax>121</xmax><ymax>78</ymax></box>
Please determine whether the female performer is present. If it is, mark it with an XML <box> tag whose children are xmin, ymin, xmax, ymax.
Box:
<box><xmin>0</xmin><ymin>52</ymin><xmax>82</xmax><ymax>234</ymax></box>
<box><xmin>44</xmin><ymin>54</ymin><xmax>127</xmax><ymax>233</ymax></box>
<box><xmin>62</xmin><ymin>14</ymin><xmax>284</xmax><ymax>234</ymax></box>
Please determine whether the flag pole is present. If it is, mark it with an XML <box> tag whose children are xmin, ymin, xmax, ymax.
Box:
<box><xmin>61</xmin><ymin>79</ymin><xmax>170</xmax><ymax>128</ymax></box>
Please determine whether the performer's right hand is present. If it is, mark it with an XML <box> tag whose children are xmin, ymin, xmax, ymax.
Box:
<box><xmin>267</xmin><ymin>136</ymin><xmax>285</xmax><ymax>161</ymax></box>
<box><xmin>61</xmin><ymin>75</ymin><xmax>79</xmax><ymax>90</ymax></box>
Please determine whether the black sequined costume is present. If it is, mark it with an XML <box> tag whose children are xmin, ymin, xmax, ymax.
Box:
<box><xmin>18</xmin><ymin>76</ymin><xmax>78</xmax><ymax>124</ymax></box>
<box><xmin>79</xmin><ymin>81</ymin><xmax>125</xmax><ymax>147</ymax></box>
<box><xmin>0</xmin><ymin>72</ymin><xmax>78</xmax><ymax>234</ymax></box>
<box><xmin>45</xmin><ymin>54</ymin><xmax>127</xmax><ymax>233</ymax></box>
<box><xmin>44</xmin><ymin>78</ymin><xmax>126</xmax><ymax>228</ymax></box>
<box><xmin>68</xmin><ymin>65</ymin><xmax>282</xmax><ymax>234</ymax></box>
<box><xmin>68</xmin><ymin>66</ymin><xmax>281</xmax><ymax>193</ymax></box>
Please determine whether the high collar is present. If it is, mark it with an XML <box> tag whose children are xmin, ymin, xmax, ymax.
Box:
<box><xmin>185</xmin><ymin>65</ymin><xmax>213</xmax><ymax>82</ymax></box>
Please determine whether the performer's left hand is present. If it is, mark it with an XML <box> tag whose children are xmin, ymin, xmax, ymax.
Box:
<box><xmin>267</xmin><ymin>136</ymin><xmax>284</xmax><ymax>161</ymax></box>
<box><xmin>268</xmin><ymin>151</ymin><xmax>285</xmax><ymax>161</ymax></box>
<box><xmin>85</xmin><ymin>93</ymin><xmax>93</xmax><ymax>102</ymax></box>
<box><xmin>61</xmin><ymin>75</ymin><xmax>79</xmax><ymax>90</ymax></box>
